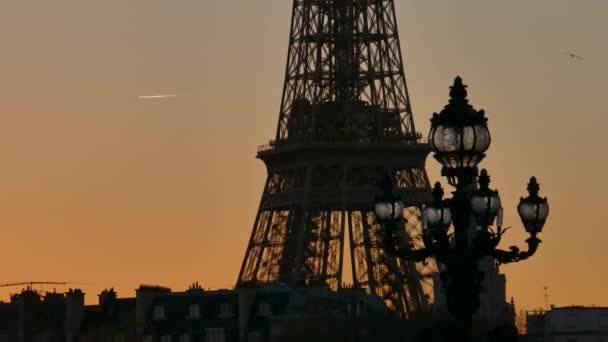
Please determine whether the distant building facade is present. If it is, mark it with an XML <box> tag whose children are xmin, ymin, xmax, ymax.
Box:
<box><xmin>0</xmin><ymin>283</ymin><xmax>390</xmax><ymax>342</ymax></box>
<box><xmin>524</xmin><ymin>306</ymin><xmax>608</xmax><ymax>342</ymax></box>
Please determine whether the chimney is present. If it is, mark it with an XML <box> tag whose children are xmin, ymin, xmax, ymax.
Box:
<box><xmin>238</xmin><ymin>286</ymin><xmax>257</xmax><ymax>342</ymax></box>
<box><xmin>99</xmin><ymin>288</ymin><xmax>118</xmax><ymax>315</ymax></box>
<box><xmin>65</xmin><ymin>289</ymin><xmax>85</xmax><ymax>342</ymax></box>
<box><xmin>15</xmin><ymin>288</ymin><xmax>41</xmax><ymax>342</ymax></box>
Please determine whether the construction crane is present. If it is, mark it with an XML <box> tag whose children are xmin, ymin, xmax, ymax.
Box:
<box><xmin>0</xmin><ymin>281</ymin><xmax>85</xmax><ymax>294</ymax></box>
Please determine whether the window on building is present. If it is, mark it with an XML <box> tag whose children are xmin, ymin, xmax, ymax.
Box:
<box><xmin>258</xmin><ymin>301</ymin><xmax>271</xmax><ymax>316</ymax></box>
<box><xmin>153</xmin><ymin>305</ymin><xmax>166</xmax><ymax>320</ymax></box>
<box><xmin>600</xmin><ymin>313</ymin><xmax>608</xmax><ymax>328</ymax></box>
<box><xmin>160</xmin><ymin>335</ymin><xmax>172</xmax><ymax>342</ymax></box>
<box><xmin>205</xmin><ymin>328</ymin><xmax>226</xmax><ymax>342</ymax></box>
<box><xmin>220</xmin><ymin>302</ymin><xmax>233</xmax><ymax>317</ymax></box>
<box><xmin>188</xmin><ymin>304</ymin><xmax>201</xmax><ymax>319</ymax></box>
<box><xmin>567</xmin><ymin>313</ymin><xmax>577</xmax><ymax>329</ymax></box>
<box><xmin>356</xmin><ymin>302</ymin><xmax>366</xmax><ymax>316</ymax></box>
<box><xmin>36</xmin><ymin>335</ymin><xmax>50</xmax><ymax>342</ymax></box>
<box><xmin>248</xmin><ymin>332</ymin><xmax>261</xmax><ymax>342</ymax></box>
<box><xmin>179</xmin><ymin>334</ymin><xmax>191</xmax><ymax>342</ymax></box>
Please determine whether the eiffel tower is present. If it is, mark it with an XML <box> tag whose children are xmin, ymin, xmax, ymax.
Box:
<box><xmin>237</xmin><ymin>0</ymin><xmax>434</xmax><ymax>316</ymax></box>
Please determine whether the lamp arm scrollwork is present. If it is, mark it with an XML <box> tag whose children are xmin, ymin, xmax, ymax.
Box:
<box><xmin>489</xmin><ymin>234</ymin><xmax>542</xmax><ymax>264</ymax></box>
<box><xmin>484</xmin><ymin>225</ymin><xmax>511</xmax><ymax>249</ymax></box>
<box><xmin>380</xmin><ymin>223</ymin><xmax>438</xmax><ymax>263</ymax></box>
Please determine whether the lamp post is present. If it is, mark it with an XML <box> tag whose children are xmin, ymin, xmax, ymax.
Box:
<box><xmin>375</xmin><ymin>76</ymin><xmax>549</xmax><ymax>341</ymax></box>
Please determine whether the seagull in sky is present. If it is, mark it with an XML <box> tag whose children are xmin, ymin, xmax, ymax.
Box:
<box><xmin>562</xmin><ymin>52</ymin><xmax>584</xmax><ymax>62</ymax></box>
<box><xmin>137</xmin><ymin>94</ymin><xmax>186</xmax><ymax>100</ymax></box>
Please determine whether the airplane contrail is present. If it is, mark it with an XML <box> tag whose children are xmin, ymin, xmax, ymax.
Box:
<box><xmin>137</xmin><ymin>94</ymin><xmax>186</xmax><ymax>99</ymax></box>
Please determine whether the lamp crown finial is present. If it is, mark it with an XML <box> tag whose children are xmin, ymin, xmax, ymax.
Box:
<box><xmin>432</xmin><ymin>182</ymin><xmax>444</xmax><ymax>201</ymax></box>
<box><xmin>381</xmin><ymin>174</ymin><xmax>397</xmax><ymax>202</ymax></box>
<box><xmin>478</xmin><ymin>169</ymin><xmax>491</xmax><ymax>190</ymax></box>
<box><xmin>449</xmin><ymin>76</ymin><xmax>468</xmax><ymax>101</ymax></box>
<box><xmin>527</xmin><ymin>177</ymin><xmax>540</xmax><ymax>196</ymax></box>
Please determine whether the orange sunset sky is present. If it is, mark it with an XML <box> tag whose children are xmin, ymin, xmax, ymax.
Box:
<box><xmin>1</xmin><ymin>0</ymin><xmax>606</xmax><ymax>311</ymax></box>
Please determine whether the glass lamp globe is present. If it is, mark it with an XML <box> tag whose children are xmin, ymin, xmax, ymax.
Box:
<box><xmin>517</xmin><ymin>177</ymin><xmax>549</xmax><ymax>234</ymax></box>
<box><xmin>429</xmin><ymin>124</ymin><xmax>491</xmax><ymax>169</ymax></box>
<box><xmin>424</xmin><ymin>204</ymin><xmax>452</xmax><ymax>231</ymax></box>
<box><xmin>422</xmin><ymin>182</ymin><xmax>452</xmax><ymax>237</ymax></box>
<box><xmin>374</xmin><ymin>175</ymin><xmax>404</xmax><ymax>222</ymax></box>
<box><xmin>375</xmin><ymin>201</ymin><xmax>404</xmax><ymax>221</ymax></box>
<box><xmin>470</xmin><ymin>169</ymin><xmax>501</xmax><ymax>227</ymax></box>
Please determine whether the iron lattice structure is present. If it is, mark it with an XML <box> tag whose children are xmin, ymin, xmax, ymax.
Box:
<box><xmin>237</xmin><ymin>0</ymin><xmax>435</xmax><ymax>317</ymax></box>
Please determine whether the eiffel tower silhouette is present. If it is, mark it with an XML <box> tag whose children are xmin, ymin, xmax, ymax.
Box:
<box><xmin>237</xmin><ymin>0</ymin><xmax>435</xmax><ymax>316</ymax></box>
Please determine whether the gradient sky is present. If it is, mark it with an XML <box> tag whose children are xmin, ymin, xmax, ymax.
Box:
<box><xmin>1</xmin><ymin>0</ymin><xmax>606</xmax><ymax>311</ymax></box>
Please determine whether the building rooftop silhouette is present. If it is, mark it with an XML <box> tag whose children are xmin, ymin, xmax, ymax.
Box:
<box><xmin>0</xmin><ymin>283</ymin><xmax>391</xmax><ymax>342</ymax></box>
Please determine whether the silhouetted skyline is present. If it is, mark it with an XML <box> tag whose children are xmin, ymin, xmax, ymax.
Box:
<box><xmin>0</xmin><ymin>0</ymin><xmax>606</xmax><ymax>311</ymax></box>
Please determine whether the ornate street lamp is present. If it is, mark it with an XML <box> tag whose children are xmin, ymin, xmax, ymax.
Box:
<box><xmin>518</xmin><ymin>177</ymin><xmax>549</xmax><ymax>234</ymax></box>
<box><xmin>470</xmin><ymin>169</ymin><xmax>502</xmax><ymax>229</ymax></box>
<box><xmin>376</xmin><ymin>76</ymin><xmax>549</xmax><ymax>341</ymax></box>
<box><xmin>428</xmin><ymin>76</ymin><xmax>491</xmax><ymax>186</ymax></box>
<box><xmin>423</xmin><ymin>183</ymin><xmax>452</xmax><ymax>241</ymax></box>
<box><xmin>374</xmin><ymin>176</ymin><xmax>405</xmax><ymax>223</ymax></box>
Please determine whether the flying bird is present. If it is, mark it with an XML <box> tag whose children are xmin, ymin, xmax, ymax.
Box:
<box><xmin>562</xmin><ymin>52</ymin><xmax>583</xmax><ymax>62</ymax></box>
<box><xmin>137</xmin><ymin>94</ymin><xmax>186</xmax><ymax>99</ymax></box>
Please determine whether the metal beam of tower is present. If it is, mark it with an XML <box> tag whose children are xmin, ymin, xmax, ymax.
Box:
<box><xmin>237</xmin><ymin>0</ymin><xmax>435</xmax><ymax>318</ymax></box>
